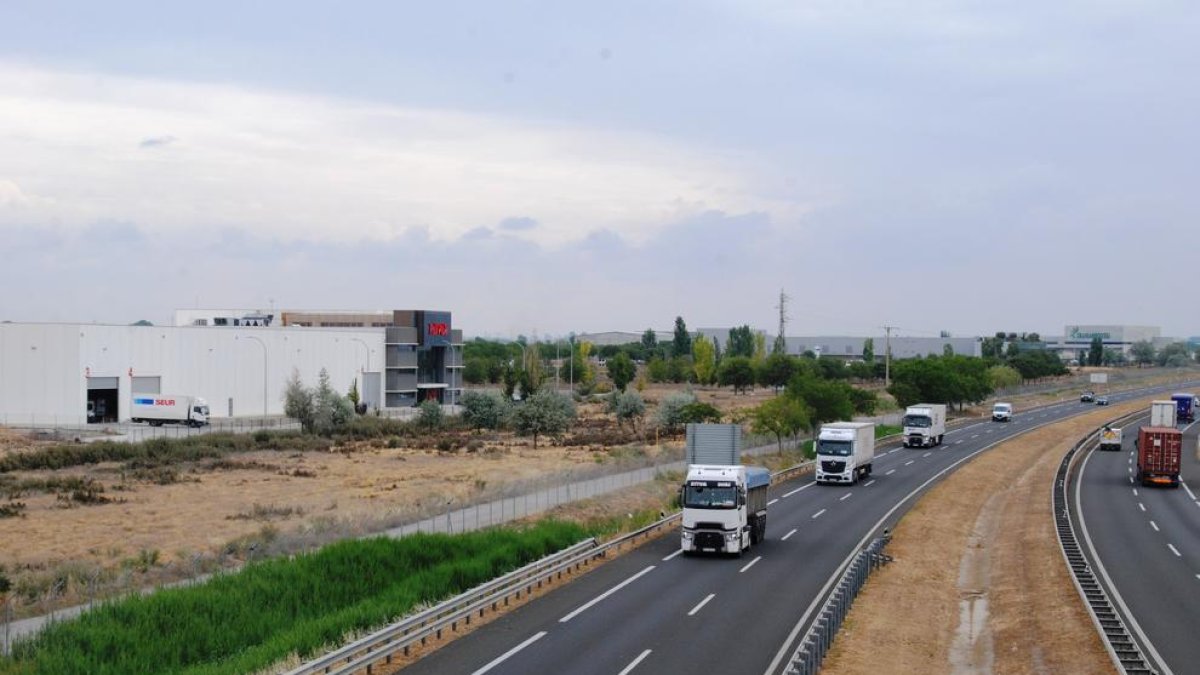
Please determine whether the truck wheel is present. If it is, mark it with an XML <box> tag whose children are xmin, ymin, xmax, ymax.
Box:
<box><xmin>938</xmin><ymin>435</ymin><xmax>944</xmax><ymax>445</ymax></box>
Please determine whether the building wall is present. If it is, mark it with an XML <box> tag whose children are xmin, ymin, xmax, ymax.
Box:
<box><xmin>0</xmin><ymin>323</ymin><xmax>384</xmax><ymax>425</ymax></box>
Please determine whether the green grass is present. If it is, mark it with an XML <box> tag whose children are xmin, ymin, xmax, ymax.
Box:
<box><xmin>0</xmin><ymin>520</ymin><xmax>588</xmax><ymax>675</ymax></box>
<box><xmin>875</xmin><ymin>424</ymin><xmax>902</xmax><ymax>438</ymax></box>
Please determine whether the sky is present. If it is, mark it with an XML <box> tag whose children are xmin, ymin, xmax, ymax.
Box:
<box><xmin>2</xmin><ymin>1</ymin><xmax>1198</xmax><ymax>338</ymax></box>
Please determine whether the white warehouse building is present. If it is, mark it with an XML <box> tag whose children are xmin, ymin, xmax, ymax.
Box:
<box><xmin>0</xmin><ymin>309</ymin><xmax>463</xmax><ymax>426</ymax></box>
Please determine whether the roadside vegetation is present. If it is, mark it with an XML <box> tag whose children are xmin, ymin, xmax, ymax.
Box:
<box><xmin>0</xmin><ymin>521</ymin><xmax>589</xmax><ymax>675</ymax></box>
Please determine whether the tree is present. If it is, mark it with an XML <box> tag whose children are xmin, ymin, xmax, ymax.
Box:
<box><xmin>679</xmin><ymin>401</ymin><xmax>723</xmax><ymax>424</ymax></box>
<box><xmin>862</xmin><ymin>338</ymin><xmax>875</xmax><ymax>364</ymax></box>
<box><xmin>717</xmin><ymin>356</ymin><xmax>756</xmax><ymax>394</ymax></box>
<box><xmin>347</xmin><ymin>378</ymin><xmax>360</xmax><ymax>407</ymax></box>
<box><xmin>848</xmin><ymin>387</ymin><xmax>877</xmax><ymax>415</ymax></box>
<box><xmin>606</xmin><ymin>391</ymin><xmax>646</xmax><ymax>430</ymax></box>
<box><xmin>1102</xmin><ymin>348</ymin><xmax>1124</xmax><ymax>366</ymax></box>
<box><xmin>753</xmin><ymin>332</ymin><xmax>768</xmax><ymax>364</ymax></box>
<box><xmin>942</xmin><ymin>343</ymin><xmax>955</xmax><ymax>357</ymax></box>
<box><xmin>641</xmin><ymin>329</ymin><xmax>659</xmax><ymax>357</ymax></box>
<box><xmin>816</xmin><ymin>356</ymin><xmax>849</xmax><ymax>380</ymax></box>
<box><xmin>772</xmin><ymin>334</ymin><xmax>787</xmax><ymax>355</ymax></box>
<box><xmin>1156</xmin><ymin>342</ymin><xmax>1191</xmax><ymax>367</ymax></box>
<box><xmin>1088</xmin><ymin>336</ymin><xmax>1104</xmax><ymax>366</ymax></box>
<box><xmin>417</xmin><ymin>400</ymin><xmax>443</xmax><ymax>430</ymax></box>
<box><xmin>512</xmin><ymin>390</ymin><xmax>575</xmax><ymax>448</ymax></box>
<box><xmin>668</xmin><ymin>356</ymin><xmax>694</xmax><ymax>383</ymax></box>
<box><xmin>607</xmin><ymin>352</ymin><xmax>636</xmax><ymax>392</ymax></box>
<box><xmin>502</xmin><ymin>363</ymin><xmax>520</xmax><ymax>400</ymax></box>
<box><xmin>750</xmin><ymin>396</ymin><xmax>811</xmax><ymax>452</ymax></box>
<box><xmin>461</xmin><ymin>390</ymin><xmax>510</xmax><ymax>430</ymax></box>
<box><xmin>656</xmin><ymin>391</ymin><xmax>697</xmax><ymax>433</ymax></box>
<box><xmin>283</xmin><ymin>369</ymin><xmax>315</xmax><ymax>432</ymax></box>
<box><xmin>312</xmin><ymin>368</ymin><xmax>353</xmax><ymax>435</ymax></box>
<box><xmin>1130</xmin><ymin>341</ymin><xmax>1156</xmax><ymax>367</ymax></box>
<box><xmin>726</xmin><ymin>325</ymin><xmax>755</xmax><ymax>358</ymax></box>
<box><xmin>693</xmin><ymin>336</ymin><xmax>717</xmax><ymax>385</ymax></box>
<box><xmin>759</xmin><ymin>353</ymin><xmax>796</xmax><ymax>391</ymax></box>
<box><xmin>672</xmin><ymin>317</ymin><xmax>692</xmax><ymax>357</ymax></box>
<box><xmin>646</xmin><ymin>356</ymin><xmax>670</xmax><ymax>383</ymax></box>
<box><xmin>520</xmin><ymin>343</ymin><xmax>544</xmax><ymax>397</ymax></box>
<box><xmin>788</xmin><ymin>375</ymin><xmax>854</xmax><ymax>431</ymax></box>
<box><xmin>987</xmin><ymin>364</ymin><xmax>1022</xmax><ymax>391</ymax></box>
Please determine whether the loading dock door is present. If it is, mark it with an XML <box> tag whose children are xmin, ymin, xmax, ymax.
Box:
<box><xmin>87</xmin><ymin>377</ymin><xmax>119</xmax><ymax>424</ymax></box>
<box><xmin>131</xmin><ymin>376</ymin><xmax>161</xmax><ymax>394</ymax></box>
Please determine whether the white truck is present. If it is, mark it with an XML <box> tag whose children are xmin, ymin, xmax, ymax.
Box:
<box><xmin>1150</xmin><ymin>400</ymin><xmax>1177</xmax><ymax>428</ymax></box>
<box><xmin>815</xmin><ymin>422</ymin><xmax>875</xmax><ymax>484</ymax></box>
<box><xmin>680</xmin><ymin>464</ymin><xmax>770</xmax><ymax>556</ymax></box>
<box><xmin>679</xmin><ymin>423</ymin><xmax>770</xmax><ymax>556</ymax></box>
<box><xmin>903</xmin><ymin>403</ymin><xmax>946</xmax><ymax>448</ymax></box>
<box><xmin>1099</xmin><ymin>426</ymin><xmax>1123</xmax><ymax>451</ymax></box>
<box><xmin>131</xmin><ymin>395</ymin><xmax>210</xmax><ymax>427</ymax></box>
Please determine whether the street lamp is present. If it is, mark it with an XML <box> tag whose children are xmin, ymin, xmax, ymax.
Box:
<box><xmin>238</xmin><ymin>335</ymin><xmax>268</xmax><ymax>420</ymax></box>
<box><xmin>348</xmin><ymin>337</ymin><xmax>370</xmax><ymax>372</ymax></box>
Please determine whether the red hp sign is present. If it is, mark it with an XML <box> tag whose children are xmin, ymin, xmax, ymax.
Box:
<box><xmin>427</xmin><ymin>322</ymin><xmax>449</xmax><ymax>337</ymax></box>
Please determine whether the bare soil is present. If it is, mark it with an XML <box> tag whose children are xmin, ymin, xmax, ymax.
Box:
<box><xmin>821</xmin><ymin>399</ymin><xmax>1150</xmax><ymax>675</ymax></box>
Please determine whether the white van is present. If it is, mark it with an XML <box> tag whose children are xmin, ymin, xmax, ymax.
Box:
<box><xmin>992</xmin><ymin>402</ymin><xmax>1013</xmax><ymax>422</ymax></box>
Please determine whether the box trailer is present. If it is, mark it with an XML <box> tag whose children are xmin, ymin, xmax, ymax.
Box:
<box><xmin>1136</xmin><ymin>427</ymin><xmax>1182</xmax><ymax>487</ymax></box>
<box><xmin>903</xmin><ymin>404</ymin><xmax>946</xmax><ymax>448</ymax></box>
<box><xmin>131</xmin><ymin>395</ymin><xmax>210</xmax><ymax>427</ymax></box>
<box><xmin>815</xmin><ymin>422</ymin><xmax>875</xmax><ymax>484</ymax></box>
<box><xmin>1150</xmin><ymin>400</ymin><xmax>1177</xmax><ymax>428</ymax></box>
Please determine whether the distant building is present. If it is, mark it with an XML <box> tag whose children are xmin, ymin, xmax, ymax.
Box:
<box><xmin>1042</xmin><ymin>325</ymin><xmax>1162</xmax><ymax>360</ymax></box>
<box><xmin>575</xmin><ymin>330</ymin><xmax>673</xmax><ymax>347</ymax></box>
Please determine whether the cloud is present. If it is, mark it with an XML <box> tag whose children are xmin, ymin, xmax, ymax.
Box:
<box><xmin>498</xmin><ymin>216</ymin><xmax>537</xmax><ymax>231</ymax></box>
<box><xmin>139</xmin><ymin>135</ymin><xmax>177</xmax><ymax>148</ymax></box>
<box><xmin>461</xmin><ymin>226</ymin><xmax>493</xmax><ymax>240</ymax></box>
<box><xmin>0</xmin><ymin>61</ymin><xmax>786</xmax><ymax>247</ymax></box>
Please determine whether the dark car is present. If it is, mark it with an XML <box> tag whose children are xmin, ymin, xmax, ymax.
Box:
<box><xmin>1080</xmin><ymin>391</ymin><xmax>1095</xmax><ymax>402</ymax></box>
<box><xmin>1095</xmin><ymin>396</ymin><xmax>1109</xmax><ymax>406</ymax></box>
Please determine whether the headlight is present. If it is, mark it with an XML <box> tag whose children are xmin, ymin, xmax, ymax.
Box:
<box><xmin>682</xmin><ymin>531</ymin><xmax>693</xmax><ymax>539</ymax></box>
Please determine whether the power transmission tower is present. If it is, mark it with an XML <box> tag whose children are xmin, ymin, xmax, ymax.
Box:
<box><xmin>773</xmin><ymin>289</ymin><xmax>790</xmax><ymax>354</ymax></box>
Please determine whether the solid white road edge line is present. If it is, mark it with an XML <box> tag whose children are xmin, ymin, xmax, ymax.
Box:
<box><xmin>1076</xmin><ymin>435</ymin><xmax>1174</xmax><ymax>675</ymax></box>
<box><xmin>763</xmin><ymin>406</ymin><xmax>1112</xmax><ymax>675</ymax></box>
<box><xmin>471</xmin><ymin>631</ymin><xmax>548</xmax><ymax>675</ymax></box>
<box><xmin>559</xmin><ymin>566</ymin><xmax>656</xmax><ymax>623</ymax></box>
<box><xmin>687</xmin><ymin>594</ymin><xmax>716</xmax><ymax>616</ymax></box>
<box><xmin>617</xmin><ymin>649</ymin><xmax>653</xmax><ymax>675</ymax></box>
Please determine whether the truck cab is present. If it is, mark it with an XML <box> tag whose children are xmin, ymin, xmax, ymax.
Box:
<box><xmin>903</xmin><ymin>404</ymin><xmax>946</xmax><ymax>448</ymax></box>
<box><xmin>815</xmin><ymin>422</ymin><xmax>875</xmax><ymax>484</ymax></box>
<box><xmin>680</xmin><ymin>465</ymin><xmax>769</xmax><ymax>556</ymax></box>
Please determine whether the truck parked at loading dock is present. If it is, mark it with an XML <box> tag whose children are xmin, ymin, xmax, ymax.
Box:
<box><xmin>902</xmin><ymin>404</ymin><xmax>946</xmax><ymax>448</ymax></box>
<box><xmin>131</xmin><ymin>395</ymin><xmax>210</xmax><ymax>427</ymax></box>
<box><xmin>1135</xmin><ymin>427</ymin><xmax>1182</xmax><ymax>487</ymax></box>
<box><xmin>816</xmin><ymin>422</ymin><xmax>875</xmax><ymax>484</ymax></box>
<box><xmin>678</xmin><ymin>424</ymin><xmax>771</xmax><ymax>556</ymax></box>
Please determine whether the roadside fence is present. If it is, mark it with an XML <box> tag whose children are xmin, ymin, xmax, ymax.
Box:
<box><xmin>783</xmin><ymin>534</ymin><xmax>894</xmax><ymax>675</ymax></box>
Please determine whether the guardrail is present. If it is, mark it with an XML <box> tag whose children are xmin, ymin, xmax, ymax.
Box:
<box><xmin>1054</xmin><ymin>409</ymin><xmax>1157</xmax><ymax>675</ymax></box>
<box><xmin>291</xmin><ymin>459</ymin><xmax>819</xmax><ymax>674</ymax></box>
<box><xmin>782</xmin><ymin>535</ymin><xmax>894</xmax><ymax>675</ymax></box>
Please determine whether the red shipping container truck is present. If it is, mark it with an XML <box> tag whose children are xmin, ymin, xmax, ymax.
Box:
<box><xmin>1136</xmin><ymin>427</ymin><xmax>1182</xmax><ymax>487</ymax></box>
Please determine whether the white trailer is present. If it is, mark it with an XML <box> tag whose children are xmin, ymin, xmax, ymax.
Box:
<box><xmin>1150</xmin><ymin>400</ymin><xmax>1177</xmax><ymax>428</ymax></box>
<box><xmin>131</xmin><ymin>395</ymin><xmax>210</xmax><ymax>427</ymax></box>
<box><xmin>815</xmin><ymin>422</ymin><xmax>875</xmax><ymax>485</ymax></box>
<box><xmin>903</xmin><ymin>404</ymin><xmax>946</xmax><ymax>448</ymax></box>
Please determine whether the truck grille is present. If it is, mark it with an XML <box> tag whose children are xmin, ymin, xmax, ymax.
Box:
<box><xmin>695</xmin><ymin>532</ymin><xmax>725</xmax><ymax>550</ymax></box>
<box><xmin>821</xmin><ymin>460</ymin><xmax>846</xmax><ymax>473</ymax></box>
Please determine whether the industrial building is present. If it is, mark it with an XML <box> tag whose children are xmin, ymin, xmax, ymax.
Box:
<box><xmin>0</xmin><ymin>309</ymin><xmax>462</xmax><ymax>426</ymax></box>
<box><xmin>1041</xmin><ymin>325</ymin><xmax>1163</xmax><ymax>360</ymax></box>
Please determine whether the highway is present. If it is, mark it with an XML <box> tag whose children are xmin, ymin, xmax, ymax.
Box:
<box><xmin>403</xmin><ymin>385</ymin><xmax>1189</xmax><ymax>675</ymax></box>
<box><xmin>1073</xmin><ymin>411</ymin><xmax>1200</xmax><ymax>675</ymax></box>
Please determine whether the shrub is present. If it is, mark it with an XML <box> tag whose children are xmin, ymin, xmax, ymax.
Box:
<box><xmin>606</xmin><ymin>391</ymin><xmax>646</xmax><ymax>430</ymax></box>
<box><xmin>417</xmin><ymin>401</ymin><xmax>444</xmax><ymax>430</ymax></box>
<box><xmin>460</xmin><ymin>391</ymin><xmax>510</xmax><ymax>431</ymax></box>
<box><xmin>512</xmin><ymin>390</ymin><xmax>575</xmax><ymax>449</ymax></box>
<box><xmin>655</xmin><ymin>391</ymin><xmax>697</xmax><ymax>433</ymax></box>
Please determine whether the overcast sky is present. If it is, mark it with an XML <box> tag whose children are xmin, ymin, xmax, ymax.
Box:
<box><xmin>2</xmin><ymin>1</ymin><xmax>1198</xmax><ymax>338</ymax></box>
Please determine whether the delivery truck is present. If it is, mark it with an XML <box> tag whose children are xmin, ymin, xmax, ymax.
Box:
<box><xmin>1098</xmin><ymin>425</ymin><xmax>1122</xmax><ymax>451</ymax></box>
<box><xmin>903</xmin><ymin>403</ymin><xmax>946</xmax><ymax>448</ymax></box>
<box><xmin>815</xmin><ymin>422</ymin><xmax>875</xmax><ymax>484</ymax></box>
<box><xmin>1135</xmin><ymin>427</ymin><xmax>1182</xmax><ymax>487</ymax></box>
<box><xmin>1171</xmin><ymin>393</ymin><xmax>1196</xmax><ymax>423</ymax></box>
<box><xmin>679</xmin><ymin>424</ymin><xmax>770</xmax><ymax>556</ymax></box>
<box><xmin>131</xmin><ymin>395</ymin><xmax>210</xmax><ymax>427</ymax></box>
<box><xmin>1150</xmin><ymin>400</ymin><xmax>1177</xmax><ymax>428</ymax></box>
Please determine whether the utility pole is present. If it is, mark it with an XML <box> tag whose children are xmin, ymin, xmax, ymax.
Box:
<box><xmin>773</xmin><ymin>288</ymin><xmax>790</xmax><ymax>354</ymax></box>
<box><xmin>882</xmin><ymin>325</ymin><xmax>895</xmax><ymax>388</ymax></box>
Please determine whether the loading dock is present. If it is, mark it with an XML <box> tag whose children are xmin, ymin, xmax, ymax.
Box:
<box><xmin>86</xmin><ymin>377</ymin><xmax>119</xmax><ymax>423</ymax></box>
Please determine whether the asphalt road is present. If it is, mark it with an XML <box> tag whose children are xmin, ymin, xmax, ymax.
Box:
<box><xmin>400</xmin><ymin>384</ymin><xmax>1189</xmax><ymax>675</ymax></box>
<box><xmin>1074</xmin><ymin>412</ymin><xmax>1200</xmax><ymax>675</ymax></box>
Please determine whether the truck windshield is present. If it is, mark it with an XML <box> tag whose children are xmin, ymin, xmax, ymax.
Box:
<box><xmin>817</xmin><ymin>440</ymin><xmax>853</xmax><ymax>456</ymax></box>
<box><xmin>994</xmin><ymin>405</ymin><xmax>1011</xmax><ymax>412</ymax></box>
<box><xmin>903</xmin><ymin>415</ymin><xmax>931</xmax><ymax>428</ymax></box>
<box><xmin>683</xmin><ymin>485</ymin><xmax>737</xmax><ymax>509</ymax></box>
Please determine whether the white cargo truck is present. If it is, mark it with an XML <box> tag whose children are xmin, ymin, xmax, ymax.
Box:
<box><xmin>679</xmin><ymin>424</ymin><xmax>770</xmax><ymax>556</ymax></box>
<box><xmin>1150</xmin><ymin>400</ymin><xmax>1177</xmax><ymax>428</ymax></box>
<box><xmin>903</xmin><ymin>403</ymin><xmax>946</xmax><ymax>448</ymax></box>
<box><xmin>131</xmin><ymin>395</ymin><xmax>210</xmax><ymax>427</ymax></box>
<box><xmin>815</xmin><ymin>422</ymin><xmax>875</xmax><ymax>485</ymax></box>
<box><xmin>1099</xmin><ymin>426</ymin><xmax>1122</xmax><ymax>451</ymax></box>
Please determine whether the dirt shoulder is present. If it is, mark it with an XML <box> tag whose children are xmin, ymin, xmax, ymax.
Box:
<box><xmin>821</xmin><ymin>400</ymin><xmax>1150</xmax><ymax>675</ymax></box>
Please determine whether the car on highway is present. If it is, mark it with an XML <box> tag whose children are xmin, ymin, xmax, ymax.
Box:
<box><xmin>1080</xmin><ymin>391</ymin><xmax>1095</xmax><ymax>402</ymax></box>
<box><xmin>1095</xmin><ymin>396</ymin><xmax>1109</xmax><ymax>406</ymax></box>
<box><xmin>992</xmin><ymin>402</ymin><xmax>1013</xmax><ymax>422</ymax></box>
